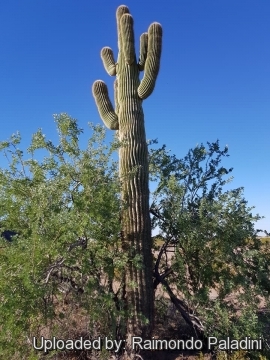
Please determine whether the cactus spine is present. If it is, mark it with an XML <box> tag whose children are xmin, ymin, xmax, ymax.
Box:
<box><xmin>92</xmin><ymin>5</ymin><xmax>162</xmax><ymax>340</ymax></box>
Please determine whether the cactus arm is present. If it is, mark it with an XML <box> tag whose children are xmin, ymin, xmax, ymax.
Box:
<box><xmin>120</xmin><ymin>14</ymin><xmax>136</xmax><ymax>65</ymax></box>
<box><xmin>137</xmin><ymin>22</ymin><xmax>162</xmax><ymax>100</ymax></box>
<box><xmin>116</xmin><ymin>5</ymin><xmax>130</xmax><ymax>52</ymax></box>
<box><xmin>92</xmin><ymin>80</ymin><xmax>119</xmax><ymax>130</ymax></box>
<box><xmin>138</xmin><ymin>32</ymin><xmax>148</xmax><ymax>71</ymax></box>
<box><xmin>101</xmin><ymin>47</ymin><xmax>117</xmax><ymax>76</ymax></box>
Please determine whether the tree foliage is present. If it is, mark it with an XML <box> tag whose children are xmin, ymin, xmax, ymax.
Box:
<box><xmin>0</xmin><ymin>114</ymin><xmax>269</xmax><ymax>359</ymax></box>
<box><xmin>0</xmin><ymin>114</ymin><xmax>125</xmax><ymax>359</ymax></box>
<box><xmin>149</xmin><ymin>140</ymin><xmax>270</xmax><ymax>357</ymax></box>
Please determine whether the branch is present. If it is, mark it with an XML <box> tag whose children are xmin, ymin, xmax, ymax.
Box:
<box><xmin>44</xmin><ymin>257</ymin><xmax>65</xmax><ymax>283</ymax></box>
<box><xmin>50</xmin><ymin>272</ymin><xmax>84</xmax><ymax>294</ymax></box>
<box><xmin>68</xmin><ymin>236</ymin><xmax>88</xmax><ymax>251</ymax></box>
<box><xmin>153</xmin><ymin>235</ymin><xmax>205</xmax><ymax>335</ymax></box>
<box><xmin>162</xmin><ymin>277</ymin><xmax>205</xmax><ymax>334</ymax></box>
<box><xmin>153</xmin><ymin>235</ymin><xmax>172</xmax><ymax>290</ymax></box>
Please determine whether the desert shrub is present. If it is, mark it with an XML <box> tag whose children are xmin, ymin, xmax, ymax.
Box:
<box><xmin>0</xmin><ymin>114</ymin><xmax>125</xmax><ymax>359</ymax></box>
<box><xmin>0</xmin><ymin>117</ymin><xmax>269</xmax><ymax>359</ymax></box>
<box><xmin>149</xmin><ymin>141</ymin><xmax>270</xmax><ymax>359</ymax></box>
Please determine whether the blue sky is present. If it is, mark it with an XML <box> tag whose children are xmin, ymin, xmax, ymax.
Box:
<box><xmin>0</xmin><ymin>0</ymin><xmax>269</xmax><ymax>234</ymax></box>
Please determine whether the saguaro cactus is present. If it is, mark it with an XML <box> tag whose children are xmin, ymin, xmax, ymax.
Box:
<box><xmin>92</xmin><ymin>5</ymin><xmax>162</xmax><ymax>341</ymax></box>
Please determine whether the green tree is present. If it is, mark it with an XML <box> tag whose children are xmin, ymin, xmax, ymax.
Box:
<box><xmin>149</xmin><ymin>140</ymin><xmax>270</xmax><ymax>358</ymax></box>
<box><xmin>0</xmin><ymin>115</ymin><xmax>125</xmax><ymax>359</ymax></box>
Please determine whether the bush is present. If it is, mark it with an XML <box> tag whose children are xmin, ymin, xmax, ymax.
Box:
<box><xmin>0</xmin><ymin>117</ymin><xmax>269</xmax><ymax>359</ymax></box>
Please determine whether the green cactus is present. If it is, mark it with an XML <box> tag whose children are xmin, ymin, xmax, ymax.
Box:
<box><xmin>92</xmin><ymin>5</ymin><xmax>162</xmax><ymax>340</ymax></box>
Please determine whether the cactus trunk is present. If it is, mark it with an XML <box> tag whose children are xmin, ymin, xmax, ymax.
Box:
<box><xmin>92</xmin><ymin>4</ymin><xmax>162</xmax><ymax>345</ymax></box>
<box><xmin>119</xmin><ymin>81</ymin><xmax>153</xmax><ymax>340</ymax></box>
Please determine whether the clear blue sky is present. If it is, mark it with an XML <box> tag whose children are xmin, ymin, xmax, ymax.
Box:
<box><xmin>0</xmin><ymin>0</ymin><xmax>269</xmax><ymax>234</ymax></box>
